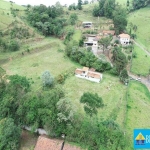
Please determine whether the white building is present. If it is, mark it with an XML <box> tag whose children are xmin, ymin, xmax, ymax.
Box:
<box><xmin>75</xmin><ymin>67</ymin><xmax>102</xmax><ymax>83</ymax></box>
<box><xmin>82</xmin><ymin>22</ymin><xmax>92</xmax><ymax>28</ymax></box>
<box><xmin>92</xmin><ymin>40</ymin><xmax>98</xmax><ymax>55</ymax></box>
<box><xmin>118</xmin><ymin>33</ymin><xmax>130</xmax><ymax>45</ymax></box>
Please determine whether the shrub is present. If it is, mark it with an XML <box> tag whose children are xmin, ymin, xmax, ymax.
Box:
<box><xmin>8</xmin><ymin>40</ymin><xmax>20</xmax><ymax>51</ymax></box>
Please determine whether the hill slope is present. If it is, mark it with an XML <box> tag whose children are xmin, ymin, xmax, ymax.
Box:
<box><xmin>128</xmin><ymin>7</ymin><xmax>150</xmax><ymax>51</ymax></box>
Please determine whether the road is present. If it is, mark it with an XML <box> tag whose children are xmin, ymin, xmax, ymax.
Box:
<box><xmin>127</xmin><ymin>40</ymin><xmax>150</xmax><ymax>91</ymax></box>
<box><xmin>128</xmin><ymin>72</ymin><xmax>150</xmax><ymax>91</ymax></box>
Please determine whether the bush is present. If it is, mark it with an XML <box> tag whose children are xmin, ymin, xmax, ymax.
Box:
<box><xmin>8</xmin><ymin>40</ymin><xmax>20</xmax><ymax>51</ymax></box>
<box><xmin>128</xmin><ymin>55</ymin><xmax>131</xmax><ymax>60</ymax></box>
<box><xmin>132</xmin><ymin>52</ymin><xmax>137</xmax><ymax>58</ymax></box>
<box><xmin>41</xmin><ymin>70</ymin><xmax>54</xmax><ymax>87</ymax></box>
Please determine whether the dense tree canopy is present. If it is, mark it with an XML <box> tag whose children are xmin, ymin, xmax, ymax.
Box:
<box><xmin>0</xmin><ymin>118</ymin><xmax>21</xmax><ymax>150</ymax></box>
<box><xmin>112</xmin><ymin>46</ymin><xmax>127</xmax><ymax>74</ymax></box>
<box><xmin>77</xmin><ymin>0</ymin><xmax>82</xmax><ymax>10</ymax></box>
<box><xmin>132</xmin><ymin>0</ymin><xmax>150</xmax><ymax>10</ymax></box>
<box><xmin>93</xmin><ymin>0</ymin><xmax>115</xmax><ymax>18</ymax></box>
<box><xmin>27</xmin><ymin>3</ymin><xmax>66</xmax><ymax>37</ymax></box>
<box><xmin>80</xmin><ymin>92</ymin><xmax>104</xmax><ymax>117</ymax></box>
<box><xmin>113</xmin><ymin>7</ymin><xmax>127</xmax><ymax>34</ymax></box>
<box><xmin>65</xmin><ymin>42</ymin><xmax>112</xmax><ymax>72</ymax></box>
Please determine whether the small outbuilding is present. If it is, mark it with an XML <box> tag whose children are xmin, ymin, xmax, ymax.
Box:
<box><xmin>82</xmin><ymin>22</ymin><xmax>92</xmax><ymax>28</ymax></box>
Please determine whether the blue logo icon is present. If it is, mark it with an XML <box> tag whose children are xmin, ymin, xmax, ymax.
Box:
<box><xmin>134</xmin><ymin>129</ymin><xmax>150</xmax><ymax>149</ymax></box>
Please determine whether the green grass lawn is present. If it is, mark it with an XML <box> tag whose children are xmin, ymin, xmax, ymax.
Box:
<box><xmin>1</xmin><ymin>37</ymin><xmax>78</xmax><ymax>91</ymax></box>
<box><xmin>128</xmin><ymin>7</ymin><xmax>150</xmax><ymax>51</ymax></box>
<box><xmin>131</xmin><ymin>45</ymin><xmax>150</xmax><ymax>76</ymax></box>
<box><xmin>63</xmin><ymin>73</ymin><xmax>127</xmax><ymax>127</ymax></box>
<box><xmin>0</xmin><ymin>0</ymin><xmax>25</xmax><ymax>10</ymax></box>
<box><xmin>72</xmin><ymin>29</ymin><xmax>82</xmax><ymax>41</ymax></box>
<box><xmin>126</xmin><ymin>81</ymin><xmax>150</xmax><ymax>148</ymax></box>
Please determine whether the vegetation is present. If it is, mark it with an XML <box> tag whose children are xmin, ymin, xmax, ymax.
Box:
<box><xmin>41</xmin><ymin>70</ymin><xmax>54</xmax><ymax>87</ymax></box>
<box><xmin>112</xmin><ymin>46</ymin><xmax>127</xmax><ymax>74</ymax></box>
<box><xmin>132</xmin><ymin>0</ymin><xmax>150</xmax><ymax>10</ymax></box>
<box><xmin>65</xmin><ymin>42</ymin><xmax>112</xmax><ymax>72</ymax></box>
<box><xmin>113</xmin><ymin>7</ymin><xmax>127</xmax><ymax>34</ymax></box>
<box><xmin>128</xmin><ymin>7</ymin><xmax>150</xmax><ymax>51</ymax></box>
<box><xmin>131</xmin><ymin>45</ymin><xmax>150</xmax><ymax>76</ymax></box>
<box><xmin>0</xmin><ymin>0</ymin><xmax>150</xmax><ymax>149</ymax></box>
<box><xmin>80</xmin><ymin>92</ymin><xmax>104</xmax><ymax>117</ymax></box>
<box><xmin>126</xmin><ymin>81</ymin><xmax>150</xmax><ymax>148</ymax></box>
<box><xmin>0</xmin><ymin>118</ymin><xmax>21</xmax><ymax>150</ymax></box>
<box><xmin>27</xmin><ymin>3</ymin><xmax>65</xmax><ymax>37</ymax></box>
<box><xmin>92</xmin><ymin>0</ymin><xmax>115</xmax><ymax>18</ymax></box>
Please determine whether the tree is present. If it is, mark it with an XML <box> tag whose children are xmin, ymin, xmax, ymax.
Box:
<box><xmin>83</xmin><ymin>0</ymin><xmax>89</xmax><ymax>5</ymax></box>
<box><xmin>9</xmin><ymin>74</ymin><xmax>30</xmax><ymax>92</ymax></box>
<box><xmin>0</xmin><ymin>118</ymin><xmax>21</xmax><ymax>150</ymax></box>
<box><xmin>127</xmin><ymin>0</ymin><xmax>129</xmax><ymax>7</ymax></box>
<box><xmin>99</xmin><ymin>37</ymin><xmax>111</xmax><ymax>53</ymax></box>
<box><xmin>99</xmin><ymin>0</ymin><xmax>105</xmax><ymax>16</ymax></box>
<box><xmin>119</xmin><ymin>69</ymin><xmax>128</xmax><ymax>84</ymax></box>
<box><xmin>92</xmin><ymin>5</ymin><xmax>100</xmax><ymax>17</ymax></box>
<box><xmin>112</xmin><ymin>47</ymin><xmax>127</xmax><ymax>74</ymax></box>
<box><xmin>0</xmin><ymin>75</ymin><xmax>30</xmax><ymax>123</ymax></box>
<box><xmin>56</xmin><ymin>98</ymin><xmax>74</xmax><ymax>132</ymax></box>
<box><xmin>104</xmin><ymin>0</ymin><xmax>116</xmax><ymax>18</ymax></box>
<box><xmin>69</xmin><ymin>13</ymin><xmax>78</xmax><ymax>25</ymax></box>
<box><xmin>132</xmin><ymin>0</ymin><xmax>150</xmax><ymax>10</ymax></box>
<box><xmin>80</xmin><ymin>92</ymin><xmax>104</xmax><ymax>117</ymax></box>
<box><xmin>41</xmin><ymin>70</ymin><xmax>54</xmax><ymax>87</ymax></box>
<box><xmin>78</xmin><ymin>0</ymin><xmax>82</xmax><ymax>10</ymax></box>
<box><xmin>113</xmin><ymin>7</ymin><xmax>127</xmax><ymax>34</ymax></box>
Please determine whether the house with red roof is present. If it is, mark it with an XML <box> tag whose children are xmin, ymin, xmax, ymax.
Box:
<box><xmin>34</xmin><ymin>136</ymin><xmax>81</xmax><ymax>150</ymax></box>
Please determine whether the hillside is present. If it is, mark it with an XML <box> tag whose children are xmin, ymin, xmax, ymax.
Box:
<box><xmin>0</xmin><ymin>0</ymin><xmax>25</xmax><ymax>30</ymax></box>
<box><xmin>128</xmin><ymin>6</ymin><xmax>150</xmax><ymax>51</ymax></box>
<box><xmin>0</xmin><ymin>1</ymin><xmax>150</xmax><ymax>150</ymax></box>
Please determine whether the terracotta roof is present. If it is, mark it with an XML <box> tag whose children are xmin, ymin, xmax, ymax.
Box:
<box><xmin>34</xmin><ymin>136</ymin><xmax>81</xmax><ymax>150</ymax></box>
<box><xmin>75</xmin><ymin>69</ymin><xmax>83</xmax><ymax>75</ymax></box>
<box><xmin>89</xmin><ymin>68</ymin><xmax>96</xmax><ymax>72</ymax></box>
<box><xmin>119</xmin><ymin>33</ymin><xmax>130</xmax><ymax>38</ymax></box>
<box><xmin>82</xmin><ymin>67</ymin><xmax>89</xmax><ymax>72</ymax></box>
<box><xmin>87</xmin><ymin>71</ymin><xmax>101</xmax><ymax>79</ymax></box>
<box><xmin>102</xmin><ymin>30</ymin><xmax>115</xmax><ymax>35</ymax></box>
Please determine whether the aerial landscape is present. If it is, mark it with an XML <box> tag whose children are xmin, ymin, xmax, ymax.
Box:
<box><xmin>0</xmin><ymin>0</ymin><xmax>150</xmax><ymax>149</ymax></box>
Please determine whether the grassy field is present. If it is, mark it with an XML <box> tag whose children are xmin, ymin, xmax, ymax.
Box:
<box><xmin>68</xmin><ymin>3</ymin><xmax>112</xmax><ymax>31</ymax></box>
<box><xmin>72</xmin><ymin>29</ymin><xmax>82</xmax><ymax>41</ymax></box>
<box><xmin>126</xmin><ymin>81</ymin><xmax>150</xmax><ymax>148</ymax></box>
<box><xmin>63</xmin><ymin>73</ymin><xmax>127</xmax><ymax>127</ymax></box>
<box><xmin>1</xmin><ymin>37</ymin><xmax>78</xmax><ymax>91</ymax></box>
<box><xmin>131</xmin><ymin>45</ymin><xmax>150</xmax><ymax>76</ymax></box>
<box><xmin>128</xmin><ymin>7</ymin><xmax>150</xmax><ymax>51</ymax></box>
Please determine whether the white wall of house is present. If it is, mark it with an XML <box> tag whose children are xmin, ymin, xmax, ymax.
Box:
<box><xmin>119</xmin><ymin>37</ymin><xmax>130</xmax><ymax>45</ymax></box>
<box><xmin>75</xmin><ymin>73</ymin><xmax>102</xmax><ymax>83</ymax></box>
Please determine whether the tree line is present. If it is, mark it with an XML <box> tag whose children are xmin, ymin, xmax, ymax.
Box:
<box><xmin>65</xmin><ymin>41</ymin><xmax>112</xmax><ymax>72</ymax></box>
<box><xmin>26</xmin><ymin>3</ymin><xmax>66</xmax><ymax>37</ymax></box>
<box><xmin>0</xmin><ymin>73</ymin><xmax>129</xmax><ymax>149</ymax></box>
<box><xmin>92</xmin><ymin>0</ymin><xmax>127</xmax><ymax>34</ymax></box>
